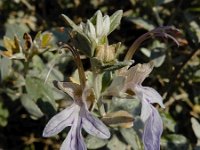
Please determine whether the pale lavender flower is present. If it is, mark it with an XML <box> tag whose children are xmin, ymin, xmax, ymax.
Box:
<box><xmin>43</xmin><ymin>82</ymin><xmax>110</xmax><ymax>150</ymax></box>
<box><xmin>105</xmin><ymin>62</ymin><xmax>165</xmax><ymax>150</ymax></box>
<box><xmin>124</xmin><ymin>62</ymin><xmax>165</xmax><ymax>150</ymax></box>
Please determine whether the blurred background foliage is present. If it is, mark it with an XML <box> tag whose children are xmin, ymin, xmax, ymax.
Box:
<box><xmin>0</xmin><ymin>0</ymin><xmax>200</xmax><ymax>150</ymax></box>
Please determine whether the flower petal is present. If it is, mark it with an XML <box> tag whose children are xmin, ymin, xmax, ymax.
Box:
<box><xmin>81</xmin><ymin>107</ymin><xmax>110</xmax><ymax>139</ymax></box>
<box><xmin>96</xmin><ymin>11</ymin><xmax>103</xmax><ymax>38</ymax></box>
<box><xmin>134</xmin><ymin>85</ymin><xmax>165</xmax><ymax>108</ymax></box>
<box><xmin>141</xmin><ymin>99</ymin><xmax>152</xmax><ymax>122</ymax></box>
<box><xmin>126</xmin><ymin>62</ymin><xmax>154</xmax><ymax>86</ymax></box>
<box><xmin>142</xmin><ymin>106</ymin><xmax>163</xmax><ymax>150</ymax></box>
<box><xmin>102</xmin><ymin>15</ymin><xmax>110</xmax><ymax>36</ymax></box>
<box><xmin>60</xmin><ymin>119</ymin><xmax>86</xmax><ymax>150</ymax></box>
<box><xmin>86</xmin><ymin>20</ymin><xmax>96</xmax><ymax>41</ymax></box>
<box><xmin>56</xmin><ymin>81</ymin><xmax>82</xmax><ymax>99</ymax></box>
<box><xmin>43</xmin><ymin>103</ymin><xmax>78</xmax><ymax>137</ymax></box>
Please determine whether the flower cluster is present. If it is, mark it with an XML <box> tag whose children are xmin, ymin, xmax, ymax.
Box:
<box><xmin>0</xmin><ymin>32</ymin><xmax>53</xmax><ymax>61</ymax></box>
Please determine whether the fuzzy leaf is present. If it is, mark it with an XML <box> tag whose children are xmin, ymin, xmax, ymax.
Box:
<box><xmin>61</xmin><ymin>14</ymin><xmax>83</xmax><ymax>34</ymax></box>
<box><xmin>96</xmin><ymin>11</ymin><xmax>103</xmax><ymax>38</ymax></box>
<box><xmin>109</xmin><ymin>10</ymin><xmax>123</xmax><ymax>34</ymax></box>
<box><xmin>161</xmin><ymin>134</ymin><xmax>188</xmax><ymax>150</ymax></box>
<box><xmin>191</xmin><ymin>117</ymin><xmax>200</xmax><ymax>139</ymax></box>
<box><xmin>0</xmin><ymin>57</ymin><xmax>12</xmax><ymax>81</ymax></box>
<box><xmin>107</xmin><ymin>135</ymin><xmax>127</xmax><ymax>150</ymax></box>
<box><xmin>120</xmin><ymin>128</ymin><xmax>143</xmax><ymax>150</ymax></box>
<box><xmin>25</xmin><ymin>77</ymin><xmax>56</xmax><ymax>109</ymax></box>
<box><xmin>21</xmin><ymin>94</ymin><xmax>44</xmax><ymax>118</ymax></box>
<box><xmin>85</xmin><ymin>135</ymin><xmax>108</xmax><ymax>149</ymax></box>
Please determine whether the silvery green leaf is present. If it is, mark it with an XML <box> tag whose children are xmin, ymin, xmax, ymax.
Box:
<box><xmin>191</xmin><ymin>117</ymin><xmax>200</xmax><ymax>139</ymax></box>
<box><xmin>161</xmin><ymin>134</ymin><xmax>189</xmax><ymax>150</ymax></box>
<box><xmin>21</xmin><ymin>94</ymin><xmax>44</xmax><ymax>118</ymax></box>
<box><xmin>61</xmin><ymin>14</ymin><xmax>83</xmax><ymax>34</ymax></box>
<box><xmin>79</xmin><ymin>22</ymin><xmax>85</xmax><ymax>30</ymax></box>
<box><xmin>74</xmin><ymin>33</ymin><xmax>95</xmax><ymax>57</ymax></box>
<box><xmin>141</xmin><ymin>48</ymin><xmax>151</xmax><ymax>57</ymax></box>
<box><xmin>109</xmin><ymin>10</ymin><xmax>123</xmax><ymax>34</ymax></box>
<box><xmin>96</xmin><ymin>10</ymin><xmax>103</xmax><ymax>38</ymax></box>
<box><xmin>25</xmin><ymin>77</ymin><xmax>56</xmax><ymax>110</ymax></box>
<box><xmin>104</xmin><ymin>76</ymin><xmax>125</xmax><ymax>96</ymax></box>
<box><xmin>102</xmin><ymin>15</ymin><xmax>110</xmax><ymax>36</ymax></box>
<box><xmin>0</xmin><ymin>57</ymin><xmax>12</xmax><ymax>81</ymax></box>
<box><xmin>161</xmin><ymin>112</ymin><xmax>176</xmax><ymax>132</ymax></box>
<box><xmin>127</xmin><ymin>17</ymin><xmax>155</xmax><ymax>31</ymax></box>
<box><xmin>5</xmin><ymin>23</ymin><xmax>29</xmax><ymax>41</ymax></box>
<box><xmin>86</xmin><ymin>20</ymin><xmax>96</xmax><ymax>41</ymax></box>
<box><xmin>10</xmin><ymin>53</ymin><xmax>26</xmax><ymax>60</ymax></box>
<box><xmin>107</xmin><ymin>135</ymin><xmax>127</xmax><ymax>150</ymax></box>
<box><xmin>85</xmin><ymin>135</ymin><xmax>108</xmax><ymax>149</ymax></box>
<box><xmin>120</xmin><ymin>128</ymin><xmax>143</xmax><ymax>150</ymax></box>
<box><xmin>26</xmin><ymin>77</ymin><xmax>42</xmax><ymax>100</ymax></box>
<box><xmin>151</xmin><ymin>48</ymin><xmax>166</xmax><ymax>67</ymax></box>
<box><xmin>90</xmin><ymin>10</ymin><xmax>99</xmax><ymax>24</ymax></box>
<box><xmin>153</xmin><ymin>0</ymin><xmax>176</xmax><ymax>6</ymax></box>
<box><xmin>4</xmin><ymin>88</ymin><xmax>20</xmax><ymax>101</ymax></box>
<box><xmin>32</xmin><ymin>55</ymin><xmax>45</xmax><ymax>71</ymax></box>
<box><xmin>110</xmin><ymin>97</ymin><xmax>140</xmax><ymax>114</ymax></box>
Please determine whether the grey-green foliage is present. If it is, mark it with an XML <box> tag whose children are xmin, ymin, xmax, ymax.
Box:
<box><xmin>161</xmin><ymin>134</ymin><xmax>190</xmax><ymax>150</ymax></box>
<box><xmin>21</xmin><ymin>94</ymin><xmax>44</xmax><ymax>118</ymax></box>
<box><xmin>120</xmin><ymin>128</ymin><xmax>143</xmax><ymax>150</ymax></box>
<box><xmin>0</xmin><ymin>57</ymin><xmax>12</xmax><ymax>81</ymax></box>
<box><xmin>20</xmin><ymin>73</ymin><xmax>59</xmax><ymax>119</ymax></box>
<box><xmin>107</xmin><ymin>135</ymin><xmax>127</xmax><ymax>150</ymax></box>
<box><xmin>192</xmin><ymin>118</ymin><xmax>200</xmax><ymax>150</ymax></box>
<box><xmin>161</xmin><ymin>111</ymin><xmax>176</xmax><ymax>132</ymax></box>
<box><xmin>85</xmin><ymin>135</ymin><xmax>108</xmax><ymax>149</ymax></box>
<box><xmin>5</xmin><ymin>23</ymin><xmax>30</xmax><ymax>41</ymax></box>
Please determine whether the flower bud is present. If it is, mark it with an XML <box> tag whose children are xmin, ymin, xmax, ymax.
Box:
<box><xmin>95</xmin><ymin>44</ymin><xmax>116</xmax><ymax>63</ymax></box>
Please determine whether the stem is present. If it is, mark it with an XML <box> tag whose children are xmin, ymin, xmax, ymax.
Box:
<box><xmin>62</xmin><ymin>44</ymin><xmax>86</xmax><ymax>89</ymax></box>
<box><xmin>124</xmin><ymin>27</ymin><xmax>180</xmax><ymax>60</ymax></box>
<box><xmin>73</xmin><ymin>48</ymin><xmax>86</xmax><ymax>88</ymax></box>
<box><xmin>124</xmin><ymin>33</ymin><xmax>151</xmax><ymax>60</ymax></box>
<box><xmin>91</xmin><ymin>62</ymin><xmax>106</xmax><ymax>116</ymax></box>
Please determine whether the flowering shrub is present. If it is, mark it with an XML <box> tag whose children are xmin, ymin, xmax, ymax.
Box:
<box><xmin>0</xmin><ymin>9</ymin><xmax>181</xmax><ymax>150</ymax></box>
<box><xmin>0</xmin><ymin>1</ymin><xmax>200</xmax><ymax>149</ymax></box>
